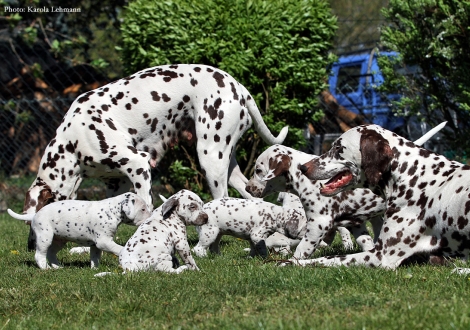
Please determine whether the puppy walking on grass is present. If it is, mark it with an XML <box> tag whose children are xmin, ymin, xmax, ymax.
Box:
<box><xmin>7</xmin><ymin>193</ymin><xmax>151</xmax><ymax>269</ymax></box>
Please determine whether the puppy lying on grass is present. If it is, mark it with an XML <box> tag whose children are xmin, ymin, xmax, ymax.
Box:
<box><xmin>96</xmin><ymin>190</ymin><xmax>208</xmax><ymax>276</ymax></box>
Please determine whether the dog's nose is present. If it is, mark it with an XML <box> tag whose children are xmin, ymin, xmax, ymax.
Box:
<box><xmin>200</xmin><ymin>213</ymin><xmax>209</xmax><ymax>225</ymax></box>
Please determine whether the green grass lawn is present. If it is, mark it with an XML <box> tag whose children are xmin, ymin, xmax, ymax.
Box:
<box><xmin>0</xmin><ymin>211</ymin><xmax>469</xmax><ymax>330</ymax></box>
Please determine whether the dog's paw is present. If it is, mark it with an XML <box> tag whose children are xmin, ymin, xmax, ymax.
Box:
<box><xmin>175</xmin><ymin>265</ymin><xmax>189</xmax><ymax>274</ymax></box>
<box><xmin>69</xmin><ymin>247</ymin><xmax>91</xmax><ymax>254</ymax></box>
<box><xmin>451</xmin><ymin>267</ymin><xmax>470</xmax><ymax>275</ymax></box>
<box><xmin>94</xmin><ymin>272</ymin><xmax>114</xmax><ymax>277</ymax></box>
<box><xmin>277</xmin><ymin>260</ymin><xmax>294</xmax><ymax>267</ymax></box>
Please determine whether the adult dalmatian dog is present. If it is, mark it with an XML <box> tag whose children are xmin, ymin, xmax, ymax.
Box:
<box><xmin>21</xmin><ymin>64</ymin><xmax>287</xmax><ymax>249</ymax></box>
<box><xmin>245</xmin><ymin>145</ymin><xmax>385</xmax><ymax>258</ymax></box>
<box><xmin>245</xmin><ymin>123</ymin><xmax>445</xmax><ymax>260</ymax></box>
<box><xmin>298</xmin><ymin>123</ymin><xmax>469</xmax><ymax>269</ymax></box>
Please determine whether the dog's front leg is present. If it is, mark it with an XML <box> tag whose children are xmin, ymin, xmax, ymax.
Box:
<box><xmin>175</xmin><ymin>240</ymin><xmax>199</xmax><ymax>271</ymax></box>
<box><xmin>286</xmin><ymin>250</ymin><xmax>382</xmax><ymax>268</ymax></box>
<box><xmin>293</xmin><ymin>219</ymin><xmax>331</xmax><ymax>259</ymax></box>
<box><xmin>197</xmin><ymin>142</ymin><xmax>231</xmax><ymax>199</ymax></box>
<box><xmin>250</xmin><ymin>230</ymin><xmax>270</xmax><ymax>258</ymax></box>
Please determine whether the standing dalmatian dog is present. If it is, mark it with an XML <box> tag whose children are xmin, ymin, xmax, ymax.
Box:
<box><xmin>245</xmin><ymin>145</ymin><xmax>385</xmax><ymax>259</ymax></box>
<box><xmin>22</xmin><ymin>64</ymin><xmax>287</xmax><ymax>249</ymax></box>
<box><xmin>298</xmin><ymin>124</ymin><xmax>469</xmax><ymax>269</ymax></box>
<box><xmin>244</xmin><ymin>124</ymin><xmax>445</xmax><ymax>259</ymax></box>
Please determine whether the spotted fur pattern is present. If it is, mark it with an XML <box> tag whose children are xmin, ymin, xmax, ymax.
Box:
<box><xmin>22</xmin><ymin>64</ymin><xmax>288</xmax><ymax>248</ymax></box>
<box><xmin>299</xmin><ymin>124</ymin><xmax>470</xmax><ymax>269</ymax></box>
<box><xmin>119</xmin><ymin>190</ymin><xmax>208</xmax><ymax>274</ymax></box>
<box><xmin>24</xmin><ymin>64</ymin><xmax>289</xmax><ymax>211</ymax></box>
<box><xmin>245</xmin><ymin>145</ymin><xmax>385</xmax><ymax>259</ymax></box>
<box><xmin>192</xmin><ymin>192</ymin><xmax>308</xmax><ymax>258</ymax></box>
<box><xmin>7</xmin><ymin>193</ymin><xmax>151</xmax><ymax>269</ymax></box>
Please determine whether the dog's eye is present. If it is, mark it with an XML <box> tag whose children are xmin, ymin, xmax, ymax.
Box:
<box><xmin>255</xmin><ymin>168</ymin><xmax>262</xmax><ymax>175</ymax></box>
<box><xmin>189</xmin><ymin>204</ymin><xmax>197</xmax><ymax>211</ymax></box>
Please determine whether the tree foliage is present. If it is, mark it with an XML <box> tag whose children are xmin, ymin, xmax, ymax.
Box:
<box><xmin>0</xmin><ymin>0</ymin><xmax>128</xmax><ymax>175</ymax></box>
<box><xmin>379</xmin><ymin>0</ymin><xmax>470</xmax><ymax>155</ymax></box>
<box><xmin>120</xmin><ymin>0</ymin><xmax>337</xmax><ymax>197</ymax></box>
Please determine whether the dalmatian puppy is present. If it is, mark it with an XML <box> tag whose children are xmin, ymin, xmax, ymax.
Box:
<box><xmin>7</xmin><ymin>193</ymin><xmax>151</xmax><ymax>269</ymax></box>
<box><xmin>22</xmin><ymin>64</ymin><xmax>288</xmax><ymax>250</ymax></box>
<box><xmin>192</xmin><ymin>192</ymin><xmax>308</xmax><ymax>258</ymax></box>
<box><xmin>245</xmin><ymin>145</ymin><xmax>385</xmax><ymax>259</ymax></box>
<box><xmin>118</xmin><ymin>190</ymin><xmax>208</xmax><ymax>274</ymax></box>
<box><xmin>244</xmin><ymin>123</ymin><xmax>447</xmax><ymax>260</ymax></box>
<box><xmin>297</xmin><ymin>123</ymin><xmax>470</xmax><ymax>269</ymax></box>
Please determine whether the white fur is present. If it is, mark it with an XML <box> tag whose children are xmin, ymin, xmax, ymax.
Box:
<box><xmin>192</xmin><ymin>192</ymin><xmax>308</xmax><ymax>258</ymax></box>
<box><xmin>119</xmin><ymin>190</ymin><xmax>207</xmax><ymax>274</ymax></box>
<box><xmin>8</xmin><ymin>193</ymin><xmax>151</xmax><ymax>269</ymax></box>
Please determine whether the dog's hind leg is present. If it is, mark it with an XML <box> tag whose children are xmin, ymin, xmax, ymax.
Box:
<box><xmin>89</xmin><ymin>246</ymin><xmax>103</xmax><ymax>269</ymax></box>
<box><xmin>47</xmin><ymin>240</ymin><xmax>67</xmax><ymax>269</ymax></box>
<box><xmin>34</xmin><ymin>240</ymin><xmax>52</xmax><ymax>270</ymax></box>
<box><xmin>192</xmin><ymin>226</ymin><xmax>220</xmax><ymax>257</ymax></box>
<box><xmin>104</xmin><ymin>148</ymin><xmax>154</xmax><ymax>207</ymax></box>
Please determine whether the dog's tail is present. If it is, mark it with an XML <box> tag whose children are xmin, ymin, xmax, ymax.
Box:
<box><xmin>414</xmin><ymin>121</ymin><xmax>447</xmax><ymax>146</ymax></box>
<box><xmin>244</xmin><ymin>88</ymin><xmax>289</xmax><ymax>145</ymax></box>
<box><xmin>7</xmin><ymin>209</ymin><xmax>34</xmax><ymax>221</ymax></box>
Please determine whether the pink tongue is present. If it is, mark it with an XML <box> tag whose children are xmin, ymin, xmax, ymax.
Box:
<box><xmin>321</xmin><ymin>172</ymin><xmax>352</xmax><ymax>193</ymax></box>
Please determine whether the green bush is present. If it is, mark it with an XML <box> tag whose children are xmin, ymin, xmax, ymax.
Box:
<box><xmin>379</xmin><ymin>0</ymin><xmax>470</xmax><ymax>155</ymax></box>
<box><xmin>120</xmin><ymin>0</ymin><xmax>337</xmax><ymax>199</ymax></box>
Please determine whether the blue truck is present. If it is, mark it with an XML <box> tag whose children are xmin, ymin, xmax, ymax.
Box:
<box><xmin>306</xmin><ymin>49</ymin><xmax>442</xmax><ymax>155</ymax></box>
<box><xmin>328</xmin><ymin>49</ymin><xmax>408</xmax><ymax>134</ymax></box>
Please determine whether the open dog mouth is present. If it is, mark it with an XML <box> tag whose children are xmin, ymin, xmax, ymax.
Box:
<box><xmin>320</xmin><ymin>170</ymin><xmax>353</xmax><ymax>195</ymax></box>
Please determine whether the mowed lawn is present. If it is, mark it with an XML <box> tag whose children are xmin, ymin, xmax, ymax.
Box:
<box><xmin>0</xmin><ymin>211</ymin><xmax>469</xmax><ymax>330</ymax></box>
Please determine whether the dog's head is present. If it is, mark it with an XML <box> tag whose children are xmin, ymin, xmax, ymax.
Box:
<box><xmin>161</xmin><ymin>189</ymin><xmax>208</xmax><ymax>226</ymax></box>
<box><xmin>120</xmin><ymin>193</ymin><xmax>153</xmax><ymax>226</ymax></box>
<box><xmin>300</xmin><ymin>125</ymin><xmax>393</xmax><ymax>196</ymax></box>
<box><xmin>245</xmin><ymin>145</ymin><xmax>305</xmax><ymax>198</ymax></box>
<box><xmin>23</xmin><ymin>178</ymin><xmax>56</xmax><ymax>214</ymax></box>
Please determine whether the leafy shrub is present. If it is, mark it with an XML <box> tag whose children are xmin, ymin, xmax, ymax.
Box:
<box><xmin>379</xmin><ymin>0</ymin><xmax>470</xmax><ymax>155</ymax></box>
<box><xmin>120</xmin><ymin>0</ymin><xmax>337</xmax><ymax>198</ymax></box>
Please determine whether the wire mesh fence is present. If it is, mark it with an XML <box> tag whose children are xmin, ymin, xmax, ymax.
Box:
<box><xmin>0</xmin><ymin>36</ymin><xmax>110</xmax><ymax>176</ymax></box>
<box><xmin>0</xmin><ymin>6</ymin><xmax>410</xmax><ymax>177</ymax></box>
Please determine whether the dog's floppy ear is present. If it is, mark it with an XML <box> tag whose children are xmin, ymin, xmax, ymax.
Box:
<box><xmin>262</xmin><ymin>154</ymin><xmax>291</xmax><ymax>181</ymax></box>
<box><xmin>36</xmin><ymin>187</ymin><xmax>55</xmax><ymax>212</ymax></box>
<box><xmin>161</xmin><ymin>197</ymin><xmax>179</xmax><ymax>218</ymax></box>
<box><xmin>360</xmin><ymin>130</ymin><xmax>393</xmax><ymax>186</ymax></box>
